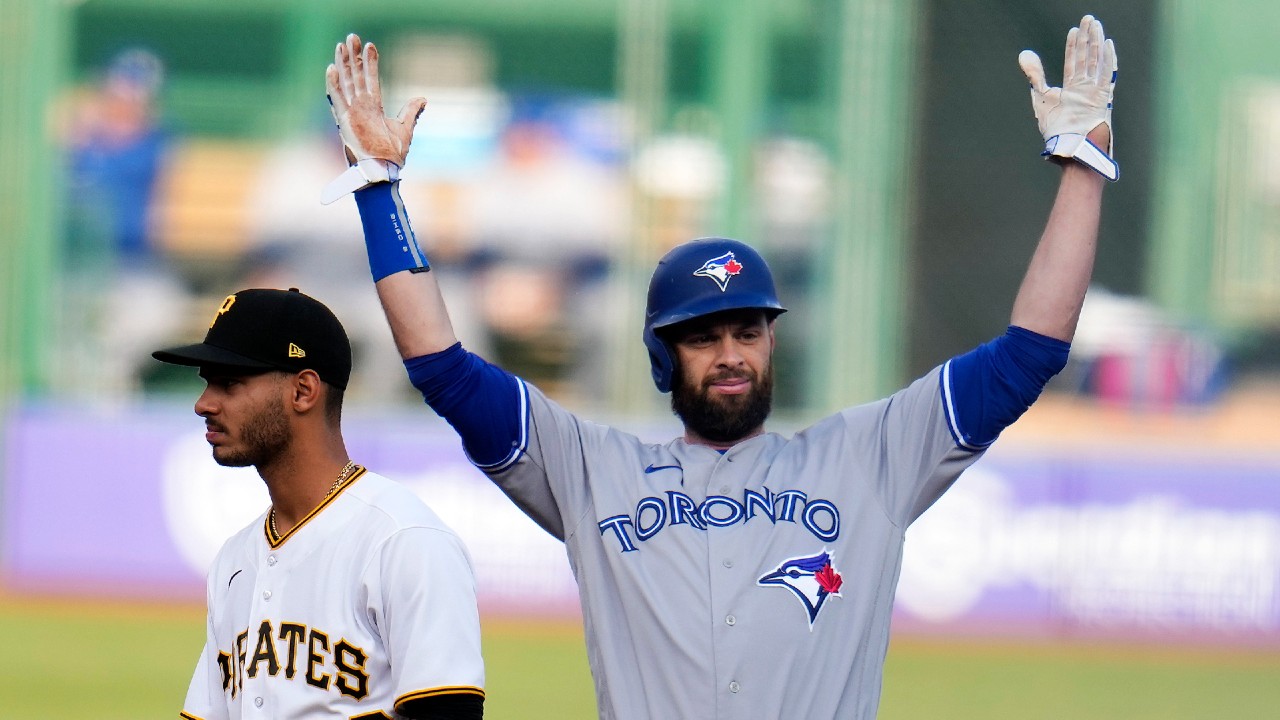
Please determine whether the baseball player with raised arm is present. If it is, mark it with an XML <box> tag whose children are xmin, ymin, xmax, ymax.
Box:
<box><xmin>323</xmin><ymin>15</ymin><xmax>1116</xmax><ymax>719</ymax></box>
<box><xmin>153</xmin><ymin>289</ymin><xmax>485</xmax><ymax>720</ymax></box>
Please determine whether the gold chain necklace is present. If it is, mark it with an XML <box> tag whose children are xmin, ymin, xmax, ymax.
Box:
<box><xmin>270</xmin><ymin>461</ymin><xmax>358</xmax><ymax>538</ymax></box>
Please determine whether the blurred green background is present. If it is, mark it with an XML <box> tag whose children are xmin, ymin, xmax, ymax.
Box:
<box><xmin>6</xmin><ymin>0</ymin><xmax>1280</xmax><ymax>412</ymax></box>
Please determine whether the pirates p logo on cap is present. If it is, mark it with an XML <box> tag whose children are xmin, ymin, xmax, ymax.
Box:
<box><xmin>211</xmin><ymin>294</ymin><xmax>237</xmax><ymax>328</ymax></box>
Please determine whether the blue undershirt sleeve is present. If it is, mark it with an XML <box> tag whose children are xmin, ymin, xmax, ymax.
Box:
<box><xmin>404</xmin><ymin>343</ymin><xmax>527</xmax><ymax>471</ymax></box>
<box><xmin>941</xmin><ymin>325</ymin><xmax>1071</xmax><ymax>450</ymax></box>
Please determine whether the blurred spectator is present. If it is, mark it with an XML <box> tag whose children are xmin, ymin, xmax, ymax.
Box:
<box><xmin>459</xmin><ymin>96</ymin><xmax>627</xmax><ymax>400</ymax></box>
<box><xmin>65</xmin><ymin>48</ymin><xmax>168</xmax><ymax>264</ymax></box>
<box><xmin>327</xmin><ymin>31</ymin><xmax>629</xmax><ymax>403</ymax></box>
<box><xmin>59</xmin><ymin>48</ymin><xmax>190</xmax><ymax>397</ymax></box>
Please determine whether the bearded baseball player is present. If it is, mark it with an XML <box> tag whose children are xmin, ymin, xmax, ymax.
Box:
<box><xmin>323</xmin><ymin>14</ymin><xmax>1116</xmax><ymax>719</ymax></box>
<box><xmin>153</xmin><ymin>289</ymin><xmax>485</xmax><ymax>720</ymax></box>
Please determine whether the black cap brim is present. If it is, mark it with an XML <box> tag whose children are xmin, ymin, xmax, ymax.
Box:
<box><xmin>152</xmin><ymin>342</ymin><xmax>281</xmax><ymax>372</ymax></box>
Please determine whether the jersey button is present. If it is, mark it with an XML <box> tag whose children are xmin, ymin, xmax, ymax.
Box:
<box><xmin>254</xmin><ymin>697</ymin><xmax>264</xmax><ymax>708</ymax></box>
<box><xmin>266</xmin><ymin>555</ymin><xmax>277</xmax><ymax>567</ymax></box>
<box><xmin>722</xmin><ymin>558</ymin><xmax>733</xmax><ymax>568</ymax></box>
<box><xmin>729</xmin><ymin>681</ymin><xmax>740</xmax><ymax>693</ymax></box>
<box><xmin>262</xmin><ymin>590</ymin><xmax>272</xmax><ymax>601</ymax></box>
<box><xmin>725</xmin><ymin>615</ymin><xmax>736</xmax><ymax>626</ymax></box>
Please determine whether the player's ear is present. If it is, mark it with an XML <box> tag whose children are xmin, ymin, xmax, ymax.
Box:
<box><xmin>289</xmin><ymin>370</ymin><xmax>324</xmax><ymax>414</ymax></box>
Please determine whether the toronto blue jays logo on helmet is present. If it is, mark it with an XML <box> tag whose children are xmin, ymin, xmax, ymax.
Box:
<box><xmin>758</xmin><ymin>549</ymin><xmax>844</xmax><ymax>629</ymax></box>
<box><xmin>692</xmin><ymin>252</ymin><xmax>744</xmax><ymax>292</ymax></box>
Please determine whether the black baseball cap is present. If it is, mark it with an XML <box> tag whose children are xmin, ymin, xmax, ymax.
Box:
<box><xmin>152</xmin><ymin>288</ymin><xmax>353</xmax><ymax>389</ymax></box>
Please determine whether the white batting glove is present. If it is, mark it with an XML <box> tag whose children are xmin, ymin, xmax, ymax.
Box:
<box><xmin>321</xmin><ymin>33</ymin><xmax>428</xmax><ymax>205</ymax></box>
<box><xmin>1018</xmin><ymin>15</ymin><xmax>1118</xmax><ymax>181</ymax></box>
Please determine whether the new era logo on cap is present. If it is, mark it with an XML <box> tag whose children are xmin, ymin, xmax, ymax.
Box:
<box><xmin>152</xmin><ymin>288</ymin><xmax>352</xmax><ymax>389</ymax></box>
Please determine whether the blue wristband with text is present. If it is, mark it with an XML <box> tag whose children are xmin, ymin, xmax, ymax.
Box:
<box><xmin>353</xmin><ymin>182</ymin><xmax>430</xmax><ymax>281</ymax></box>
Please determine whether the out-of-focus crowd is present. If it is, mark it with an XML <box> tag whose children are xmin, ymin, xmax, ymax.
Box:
<box><xmin>56</xmin><ymin>43</ymin><xmax>1229</xmax><ymax>412</ymax></box>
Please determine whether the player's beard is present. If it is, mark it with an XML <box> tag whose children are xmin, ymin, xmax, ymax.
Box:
<box><xmin>671</xmin><ymin>363</ymin><xmax>774</xmax><ymax>444</ymax></box>
<box><xmin>212</xmin><ymin>396</ymin><xmax>292</xmax><ymax>469</ymax></box>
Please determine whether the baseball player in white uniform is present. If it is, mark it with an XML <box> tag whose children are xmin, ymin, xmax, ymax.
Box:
<box><xmin>323</xmin><ymin>15</ymin><xmax>1116</xmax><ymax>719</ymax></box>
<box><xmin>153</xmin><ymin>289</ymin><xmax>485</xmax><ymax>720</ymax></box>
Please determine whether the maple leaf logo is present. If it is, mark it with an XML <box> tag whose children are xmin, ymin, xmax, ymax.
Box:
<box><xmin>724</xmin><ymin>258</ymin><xmax>743</xmax><ymax>275</ymax></box>
<box><xmin>815</xmin><ymin>563</ymin><xmax>842</xmax><ymax>595</ymax></box>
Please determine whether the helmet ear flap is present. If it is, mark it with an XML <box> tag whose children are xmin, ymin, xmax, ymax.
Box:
<box><xmin>644</xmin><ymin>327</ymin><xmax>675</xmax><ymax>393</ymax></box>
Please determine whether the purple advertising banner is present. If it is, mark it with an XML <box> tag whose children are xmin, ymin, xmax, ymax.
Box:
<box><xmin>2</xmin><ymin>402</ymin><xmax>583</xmax><ymax>615</ymax></box>
<box><xmin>5</xmin><ymin>403</ymin><xmax>1280</xmax><ymax>643</ymax></box>
<box><xmin>893</xmin><ymin>447</ymin><xmax>1280</xmax><ymax>644</ymax></box>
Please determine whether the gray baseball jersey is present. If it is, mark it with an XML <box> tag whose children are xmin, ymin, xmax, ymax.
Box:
<box><xmin>487</xmin><ymin>364</ymin><xmax>979</xmax><ymax>720</ymax></box>
<box><xmin>181</xmin><ymin>467</ymin><xmax>485</xmax><ymax>720</ymax></box>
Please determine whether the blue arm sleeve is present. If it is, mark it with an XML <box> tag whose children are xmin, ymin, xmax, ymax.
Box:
<box><xmin>404</xmin><ymin>343</ymin><xmax>527</xmax><ymax>471</ymax></box>
<box><xmin>941</xmin><ymin>325</ymin><xmax>1070</xmax><ymax>450</ymax></box>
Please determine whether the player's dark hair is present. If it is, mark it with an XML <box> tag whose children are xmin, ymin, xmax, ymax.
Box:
<box><xmin>324</xmin><ymin>384</ymin><xmax>344</xmax><ymax>425</ymax></box>
<box><xmin>264</xmin><ymin>369</ymin><xmax>342</xmax><ymax>425</ymax></box>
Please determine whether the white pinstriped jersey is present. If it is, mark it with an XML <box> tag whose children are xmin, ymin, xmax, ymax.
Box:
<box><xmin>181</xmin><ymin>468</ymin><xmax>484</xmax><ymax>720</ymax></box>
<box><xmin>485</xmin><ymin>363</ymin><xmax>980</xmax><ymax>720</ymax></box>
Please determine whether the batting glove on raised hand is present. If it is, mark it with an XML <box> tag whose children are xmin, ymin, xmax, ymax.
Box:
<box><xmin>321</xmin><ymin>33</ymin><xmax>428</xmax><ymax>205</ymax></box>
<box><xmin>1018</xmin><ymin>15</ymin><xmax>1118</xmax><ymax>181</ymax></box>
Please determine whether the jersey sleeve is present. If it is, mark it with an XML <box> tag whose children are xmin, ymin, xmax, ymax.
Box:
<box><xmin>180</xmin><ymin>589</ymin><xmax>230</xmax><ymax>720</ymax></box>
<box><xmin>859</xmin><ymin>328</ymin><xmax>1068</xmax><ymax>527</ymax></box>
<box><xmin>844</xmin><ymin>365</ymin><xmax>985</xmax><ymax>528</ymax></box>
<box><xmin>367</xmin><ymin>527</ymin><xmax>485</xmax><ymax>715</ymax></box>
<box><xmin>486</xmin><ymin>383</ymin><xmax>614</xmax><ymax>542</ymax></box>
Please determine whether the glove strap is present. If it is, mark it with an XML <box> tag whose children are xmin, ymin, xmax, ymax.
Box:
<box><xmin>1042</xmin><ymin>134</ymin><xmax>1118</xmax><ymax>182</ymax></box>
<box><xmin>321</xmin><ymin>158</ymin><xmax>402</xmax><ymax>205</ymax></box>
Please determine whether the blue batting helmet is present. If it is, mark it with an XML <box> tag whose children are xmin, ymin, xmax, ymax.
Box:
<box><xmin>643</xmin><ymin>238</ymin><xmax>786</xmax><ymax>392</ymax></box>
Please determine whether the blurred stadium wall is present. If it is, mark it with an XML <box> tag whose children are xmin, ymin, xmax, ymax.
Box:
<box><xmin>5</xmin><ymin>406</ymin><xmax>1280</xmax><ymax>644</ymax></box>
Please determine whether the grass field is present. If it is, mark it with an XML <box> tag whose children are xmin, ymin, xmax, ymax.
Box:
<box><xmin>3</xmin><ymin>593</ymin><xmax>1279</xmax><ymax>719</ymax></box>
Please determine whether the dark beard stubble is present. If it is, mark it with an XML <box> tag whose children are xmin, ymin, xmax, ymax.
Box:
<box><xmin>213</xmin><ymin>395</ymin><xmax>292</xmax><ymax>468</ymax></box>
<box><xmin>671</xmin><ymin>363</ymin><xmax>774</xmax><ymax>444</ymax></box>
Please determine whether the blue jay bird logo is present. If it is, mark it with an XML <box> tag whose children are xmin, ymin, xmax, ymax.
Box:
<box><xmin>758</xmin><ymin>549</ymin><xmax>844</xmax><ymax>628</ymax></box>
<box><xmin>693</xmin><ymin>252</ymin><xmax>744</xmax><ymax>292</ymax></box>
